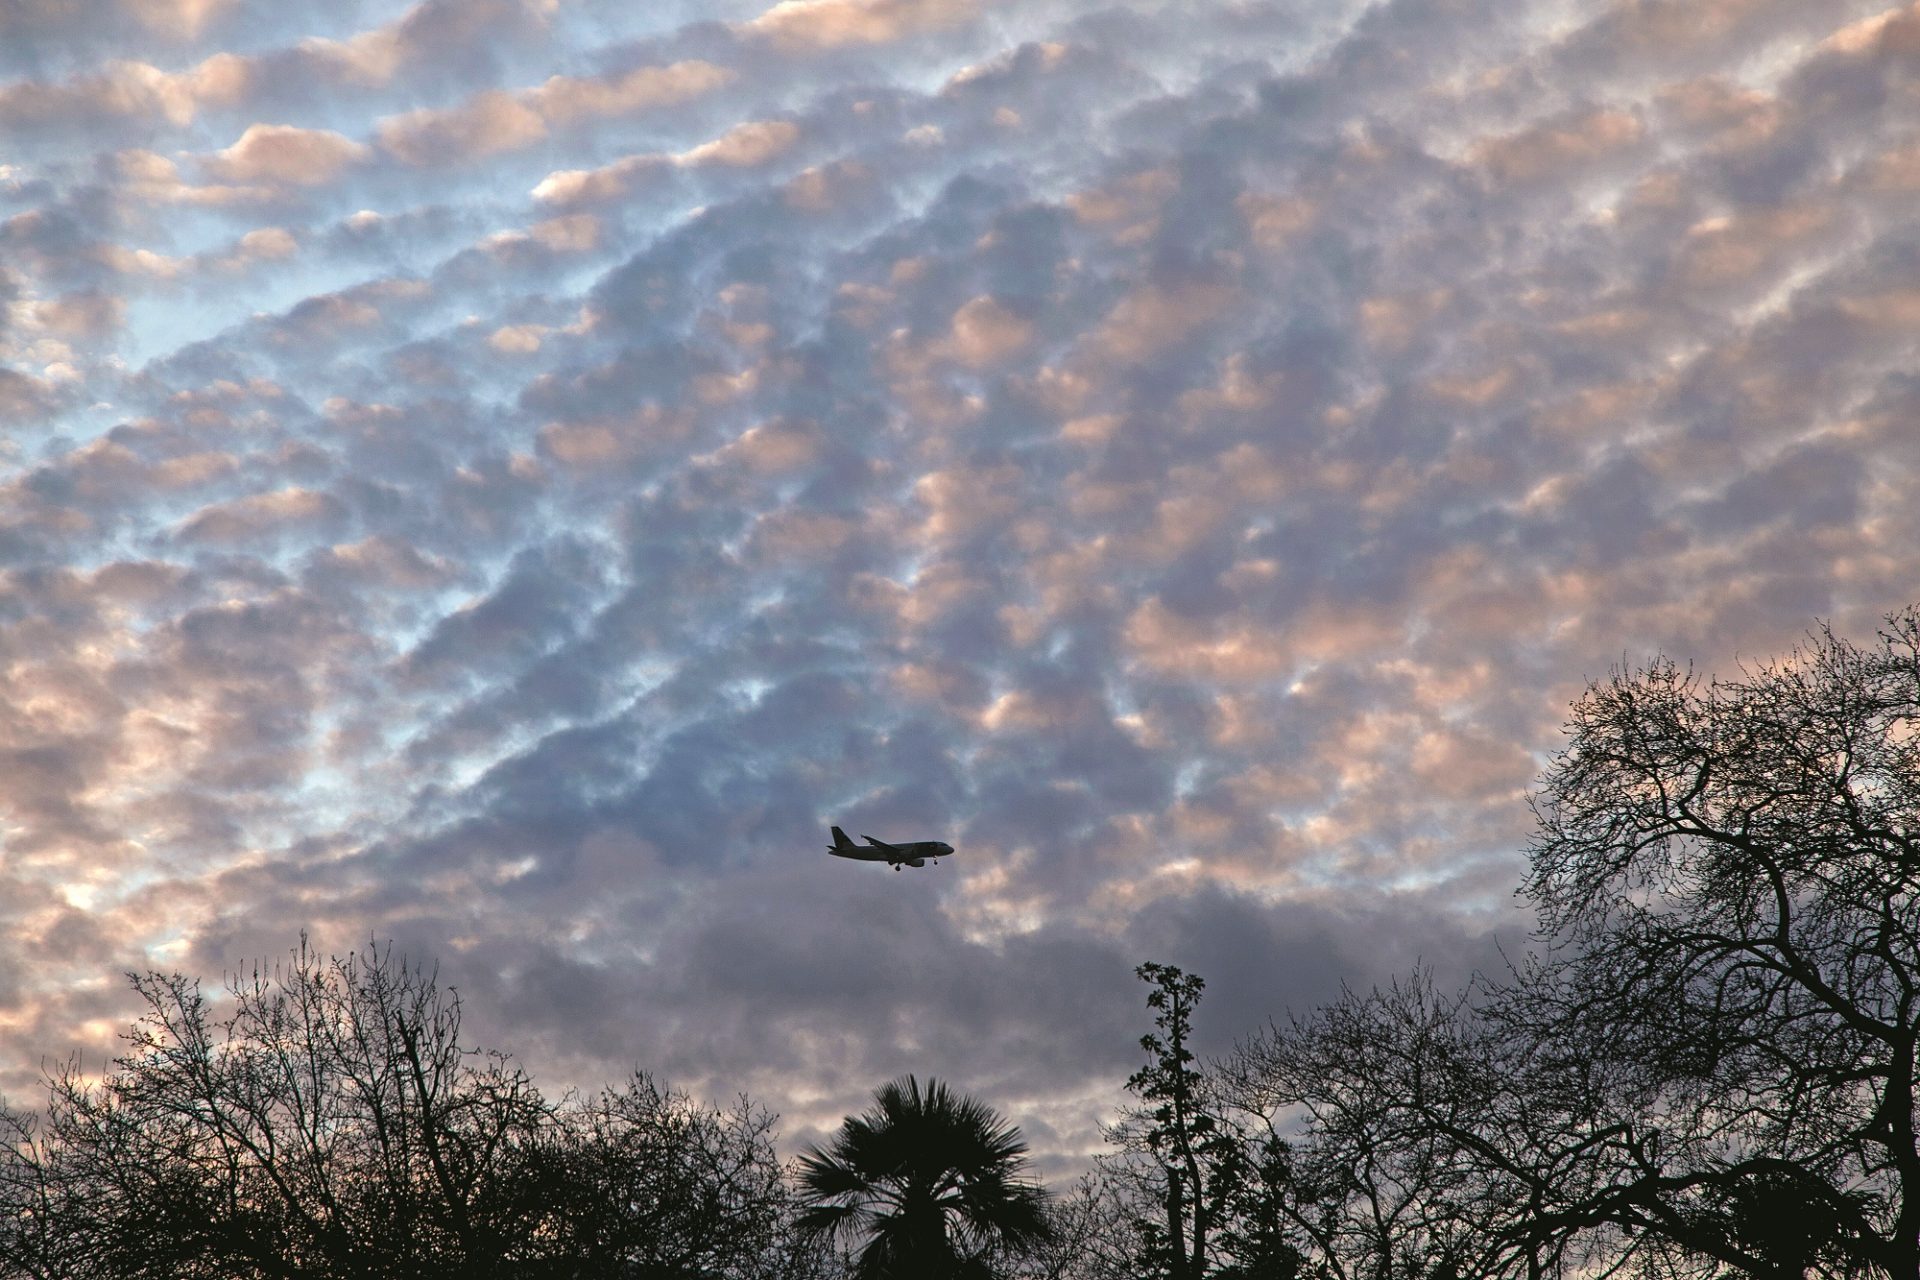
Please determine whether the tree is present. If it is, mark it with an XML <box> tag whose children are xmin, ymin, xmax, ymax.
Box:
<box><xmin>543</xmin><ymin>1074</ymin><xmax>827</xmax><ymax>1279</ymax></box>
<box><xmin>1221</xmin><ymin>608</ymin><xmax>1920</xmax><ymax>1280</ymax></box>
<box><xmin>796</xmin><ymin>1075</ymin><xmax>1052</xmax><ymax>1279</ymax></box>
<box><xmin>1493</xmin><ymin>609</ymin><xmax>1920</xmax><ymax>1278</ymax></box>
<box><xmin>0</xmin><ymin>1103</ymin><xmax>93</xmax><ymax>1280</ymax></box>
<box><xmin>1109</xmin><ymin>964</ymin><xmax>1306</xmax><ymax>1280</ymax></box>
<box><xmin>1226</xmin><ymin>973</ymin><xmax>1572</xmax><ymax>1280</ymax></box>
<box><xmin>0</xmin><ymin>937</ymin><xmax>815</xmax><ymax>1279</ymax></box>
<box><xmin>0</xmin><ymin>937</ymin><xmax>559</xmax><ymax>1278</ymax></box>
<box><xmin>1009</xmin><ymin>1171</ymin><xmax>1152</xmax><ymax>1280</ymax></box>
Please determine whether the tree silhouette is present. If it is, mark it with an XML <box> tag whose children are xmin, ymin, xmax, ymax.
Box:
<box><xmin>0</xmin><ymin>938</ymin><xmax>818</xmax><ymax>1280</ymax></box>
<box><xmin>1</xmin><ymin>937</ymin><xmax>557</xmax><ymax>1278</ymax></box>
<box><xmin>797</xmin><ymin>1075</ymin><xmax>1052</xmax><ymax>1279</ymax></box>
<box><xmin>1217</xmin><ymin>608</ymin><xmax>1920</xmax><ymax>1280</ymax></box>
<box><xmin>1097</xmin><ymin>966</ymin><xmax>1309</xmax><ymax>1280</ymax></box>
<box><xmin>1492</xmin><ymin>609</ymin><xmax>1920</xmax><ymax>1277</ymax></box>
<box><xmin>1226</xmin><ymin>972</ymin><xmax>1557</xmax><ymax>1280</ymax></box>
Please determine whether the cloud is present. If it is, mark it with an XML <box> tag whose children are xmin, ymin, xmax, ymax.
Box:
<box><xmin>32</xmin><ymin>290</ymin><xmax>126</xmax><ymax>338</ymax></box>
<box><xmin>1</xmin><ymin>0</ymin><xmax>238</xmax><ymax>70</ymax></box>
<box><xmin>379</xmin><ymin>58</ymin><xmax>736</xmax><ymax>168</ymax></box>
<box><xmin>204</xmin><ymin>123</ymin><xmax>371</xmax><ymax>185</ymax></box>
<box><xmin>106</xmin><ymin>148</ymin><xmax>273</xmax><ymax>207</ymax></box>
<box><xmin>124</xmin><ymin>0</ymin><xmax>237</xmax><ymax>36</ymax></box>
<box><xmin>174</xmin><ymin>487</ymin><xmax>347</xmax><ymax>544</ymax></box>
<box><xmin>0</xmin><ymin>0</ymin><xmax>559</xmax><ymax>148</ymax></box>
<box><xmin>0</xmin><ymin>53</ymin><xmax>251</xmax><ymax>131</ymax></box>
<box><xmin>742</xmin><ymin>0</ymin><xmax>987</xmax><ymax>51</ymax></box>
<box><xmin>532</xmin><ymin>154</ymin><xmax>675</xmax><ymax>205</ymax></box>
<box><xmin>1469</xmin><ymin>105</ymin><xmax>1647</xmax><ymax>186</ymax></box>
<box><xmin>677</xmin><ymin>119</ymin><xmax>802</xmax><ymax>167</ymax></box>
<box><xmin>0</xmin><ymin>368</ymin><xmax>61</xmax><ymax>425</ymax></box>
<box><xmin>378</xmin><ymin>90</ymin><xmax>550</xmax><ymax>166</ymax></box>
<box><xmin>211</xmin><ymin>226</ymin><xmax>301</xmax><ymax>272</ymax></box>
<box><xmin>291</xmin><ymin>0</ymin><xmax>560</xmax><ymax>94</ymax></box>
<box><xmin>2</xmin><ymin>0</ymin><xmax>1917</xmax><ymax>1175</ymax></box>
<box><xmin>526</xmin><ymin>60</ymin><xmax>738</xmax><ymax>125</ymax></box>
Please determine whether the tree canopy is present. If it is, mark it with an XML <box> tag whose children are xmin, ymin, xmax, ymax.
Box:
<box><xmin>1083</xmin><ymin>609</ymin><xmax>1920</xmax><ymax>1280</ymax></box>
<box><xmin>0</xmin><ymin>939</ymin><xmax>823</xmax><ymax>1280</ymax></box>
<box><xmin>1503</xmin><ymin>608</ymin><xmax>1920</xmax><ymax>1276</ymax></box>
<box><xmin>796</xmin><ymin>1075</ymin><xmax>1052</xmax><ymax>1280</ymax></box>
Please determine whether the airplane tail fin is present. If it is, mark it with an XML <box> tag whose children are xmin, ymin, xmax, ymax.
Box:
<box><xmin>829</xmin><ymin>825</ymin><xmax>856</xmax><ymax>852</ymax></box>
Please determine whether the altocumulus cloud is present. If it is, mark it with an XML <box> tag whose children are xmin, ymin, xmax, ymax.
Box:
<box><xmin>2</xmin><ymin>0</ymin><xmax>1918</xmax><ymax>1172</ymax></box>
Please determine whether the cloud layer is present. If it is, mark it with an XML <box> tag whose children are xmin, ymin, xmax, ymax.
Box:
<box><xmin>4</xmin><ymin>0</ymin><xmax>1917</xmax><ymax>1170</ymax></box>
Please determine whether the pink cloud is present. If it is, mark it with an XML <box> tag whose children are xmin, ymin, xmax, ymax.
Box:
<box><xmin>742</xmin><ymin>0</ymin><xmax>986</xmax><ymax>50</ymax></box>
<box><xmin>204</xmin><ymin>123</ymin><xmax>369</xmax><ymax>185</ymax></box>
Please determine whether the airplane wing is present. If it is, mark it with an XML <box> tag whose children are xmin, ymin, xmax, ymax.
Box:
<box><xmin>861</xmin><ymin>834</ymin><xmax>899</xmax><ymax>852</ymax></box>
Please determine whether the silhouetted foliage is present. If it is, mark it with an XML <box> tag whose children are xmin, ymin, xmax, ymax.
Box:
<box><xmin>1127</xmin><ymin>964</ymin><xmax>1224</xmax><ymax>1279</ymax></box>
<box><xmin>1225</xmin><ymin>972</ymin><xmax>1549</xmax><ymax>1280</ymax></box>
<box><xmin>1217</xmin><ymin>608</ymin><xmax>1920</xmax><ymax>1280</ymax></box>
<box><xmin>1008</xmin><ymin>1171</ymin><xmax>1149</xmax><ymax>1280</ymax></box>
<box><xmin>1105</xmin><ymin>964</ymin><xmax>1308</xmax><ymax>1280</ymax></box>
<box><xmin>537</xmin><ymin>1074</ymin><xmax>831</xmax><ymax>1279</ymax></box>
<box><xmin>1490</xmin><ymin>608</ymin><xmax>1920</xmax><ymax>1278</ymax></box>
<box><xmin>0</xmin><ymin>938</ymin><xmax>820</xmax><ymax>1280</ymax></box>
<box><xmin>796</xmin><ymin>1074</ymin><xmax>1051</xmax><ymax>1280</ymax></box>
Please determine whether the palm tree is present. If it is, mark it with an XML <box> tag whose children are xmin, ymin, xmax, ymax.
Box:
<box><xmin>796</xmin><ymin>1075</ymin><xmax>1052</xmax><ymax>1279</ymax></box>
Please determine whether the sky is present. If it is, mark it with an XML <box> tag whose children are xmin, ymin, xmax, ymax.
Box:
<box><xmin>3</xmin><ymin>0</ymin><xmax>1919</xmax><ymax>1175</ymax></box>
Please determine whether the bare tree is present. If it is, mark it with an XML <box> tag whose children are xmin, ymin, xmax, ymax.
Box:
<box><xmin>0</xmin><ymin>938</ymin><xmax>818</xmax><ymax>1279</ymax></box>
<box><xmin>544</xmin><ymin>1074</ymin><xmax>823</xmax><ymax>1279</ymax></box>
<box><xmin>1227</xmin><ymin>976</ymin><xmax>1477</xmax><ymax>1280</ymax></box>
<box><xmin>1223</xmin><ymin>608</ymin><xmax>1920</xmax><ymax>1280</ymax></box>
<box><xmin>1008</xmin><ymin>1171</ymin><xmax>1151</xmax><ymax>1280</ymax></box>
<box><xmin>3</xmin><ymin>939</ymin><xmax>563</xmax><ymax>1277</ymax></box>
<box><xmin>1225</xmin><ymin>970</ymin><xmax>1647</xmax><ymax>1280</ymax></box>
<box><xmin>0</xmin><ymin>1103</ymin><xmax>95</xmax><ymax>1280</ymax></box>
<box><xmin>1493</xmin><ymin>609</ymin><xmax>1920</xmax><ymax>1278</ymax></box>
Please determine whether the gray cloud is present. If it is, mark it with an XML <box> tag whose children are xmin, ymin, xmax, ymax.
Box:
<box><xmin>2</xmin><ymin>0</ymin><xmax>1915</xmax><ymax>1167</ymax></box>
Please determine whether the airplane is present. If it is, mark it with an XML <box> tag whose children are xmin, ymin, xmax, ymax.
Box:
<box><xmin>827</xmin><ymin>825</ymin><xmax>954</xmax><ymax>870</ymax></box>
